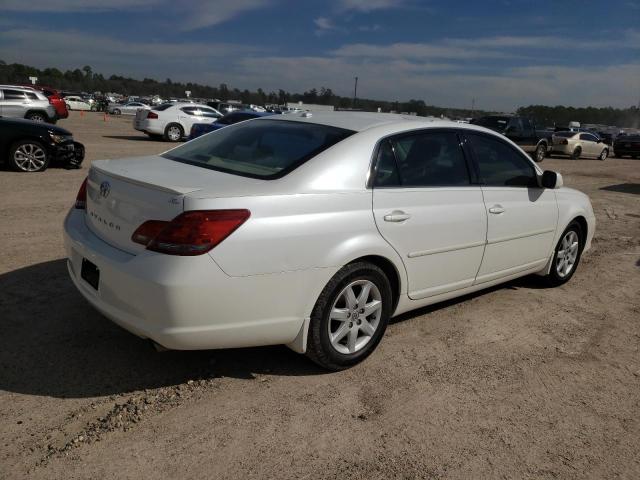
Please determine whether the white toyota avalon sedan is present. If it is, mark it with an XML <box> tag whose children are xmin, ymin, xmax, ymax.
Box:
<box><xmin>64</xmin><ymin>112</ymin><xmax>595</xmax><ymax>370</ymax></box>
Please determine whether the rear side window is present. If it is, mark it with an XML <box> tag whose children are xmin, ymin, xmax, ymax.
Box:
<box><xmin>466</xmin><ymin>133</ymin><xmax>537</xmax><ymax>187</ymax></box>
<box><xmin>373</xmin><ymin>141</ymin><xmax>401</xmax><ymax>187</ymax></box>
<box><xmin>579</xmin><ymin>133</ymin><xmax>597</xmax><ymax>142</ymax></box>
<box><xmin>2</xmin><ymin>89</ymin><xmax>26</xmax><ymax>100</ymax></box>
<box><xmin>380</xmin><ymin>131</ymin><xmax>470</xmax><ymax>187</ymax></box>
<box><xmin>162</xmin><ymin>119</ymin><xmax>354</xmax><ymax>179</ymax></box>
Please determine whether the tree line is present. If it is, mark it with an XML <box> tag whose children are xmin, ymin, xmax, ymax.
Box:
<box><xmin>1</xmin><ymin>60</ymin><xmax>638</xmax><ymax>127</ymax></box>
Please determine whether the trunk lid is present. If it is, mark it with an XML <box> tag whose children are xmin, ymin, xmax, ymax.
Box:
<box><xmin>85</xmin><ymin>155</ymin><xmax>275</xmax><ymax>253</ymax></box>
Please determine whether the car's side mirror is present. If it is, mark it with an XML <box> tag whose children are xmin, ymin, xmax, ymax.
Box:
<box><xmin>541</xmin><ymin>170</ymin><xmax>563</xmax><ymax>189</ymax></box>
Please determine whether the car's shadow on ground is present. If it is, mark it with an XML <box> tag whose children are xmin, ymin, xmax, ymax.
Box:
<box><xmin>0</xmin><ymin>259</ymin><xmax>325</xmax><ymax>399</ymax></box>
<box><xmin>1</xmin><ymin>258</ymin><xmax>554</xmax><ymax>399</ymax></box>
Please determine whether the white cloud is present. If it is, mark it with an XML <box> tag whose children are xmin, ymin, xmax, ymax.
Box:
<box><xmin>337</xmin><ymin>0</ymin><xmax>406</xmax><ymax>12</ymax></box>
<box><xmin>0</xmin><ymin>0</ymin><xmax>159</xmax><ymax>12</ymax></box>
<box><xmin>314</xmin><ymin>17</ymin><xmax>335</xmax><ymax>30</ymax></box>
<box><xmin>333</xmin><ymin>42</ymin><xmax>517</xmax><ymax>60</ymax></box>
<box><xmin>177</xmin><ymin>0</ymin><xmax>273</xmax><ymax>31</ymax></box>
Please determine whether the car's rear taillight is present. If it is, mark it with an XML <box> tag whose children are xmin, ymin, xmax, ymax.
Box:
<box><xmin>131</xmin><ymin>220</ymin><xmax>170</xmax><ymax>246</ymax></box>
<box><xmin>147</xmin><ymin>111</ymin><xmax>159</xmax><ymax>119</ymax></box>
<box><xmin>75</xmin><ymin>177</ymin><xmax>88</xmax><ymax>209</ymax></box>
<box><xmin>131</xmin><ymin>210</ymin><xmax>250</xmax><ymax>256</ymax></box>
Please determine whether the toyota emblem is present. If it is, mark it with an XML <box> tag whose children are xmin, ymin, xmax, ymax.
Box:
<box><xmin>99</xmin><ymin>181</ymin><xmax>111</xmax><ymax>198</ymax></box>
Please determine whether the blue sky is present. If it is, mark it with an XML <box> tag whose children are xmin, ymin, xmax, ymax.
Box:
<box><xmin>1</xmin><ymin>0</ymin><xmax>639</xmax><ymax>110</ymax></box>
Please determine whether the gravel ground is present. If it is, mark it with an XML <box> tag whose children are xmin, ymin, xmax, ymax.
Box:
<box><xmin>1</xmin><ymin>111</ymin><xmax>639</xmax><ymax>479</ymax></box>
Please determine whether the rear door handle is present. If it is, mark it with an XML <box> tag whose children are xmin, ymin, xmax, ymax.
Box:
<box><xmin>384</xmin><ymin>211</ymin><xmax>411</xmax><ymax>222</ymax></box>
<box><xmin>488</xmin><ymin>205</ymin><xmax>505</xmax><ymax>214</ymax></box>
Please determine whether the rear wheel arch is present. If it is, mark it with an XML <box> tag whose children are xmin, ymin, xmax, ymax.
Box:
<box><xmin>347</xmin><ymin>255</ymin><xmax>402</xmax><ymax>314</ymax></box>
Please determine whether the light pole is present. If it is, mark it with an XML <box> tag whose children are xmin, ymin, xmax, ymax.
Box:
<box><xmin>353</xmin><ymin>76</ymin><xmax>358</xmax><ymax>109</ymax></box>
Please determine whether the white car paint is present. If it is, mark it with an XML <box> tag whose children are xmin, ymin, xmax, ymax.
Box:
<box><xmin>63</xmin><ymin>112</ymin><xmax>595</xmax><ymax>357</ymax></box>
<box><xmin>133</xmin><ymin>102</ymin><xmax>222</xmax><ymax>140</ymax></box>
<box><xmin>65</xmin><ymin>96</ymin><xmax>91</xmax><ymax>111</ymax></box>
<box><xmin>108</xmin><ymin>102</ymin><xmax>150</xmax><ymax>115</ymax></box>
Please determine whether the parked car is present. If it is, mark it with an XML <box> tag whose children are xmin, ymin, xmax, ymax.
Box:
<box><xmin>207</xmin><ymin>101</ymin><xmax>244</xmax><ymax>113</ymax></box>
<box><xmin>0</xmin><ymin>85</ymin><xmax>57</xmax><ymax>123</ymax></box>
<box><xmin>189</xmin><ymin>110</ymin><xmax>274</xmax><ymax>139</ymax></box>
<box><xmin>64</xmin><ymin>112</ymin><xmax>595</xmax><ymax>370</ymax></box>
<box><xmin>134</xmin><ymin>102</ymin><xmax>222</xmax><ymax>141</ymax></box>
<box><xmin>551</xmin><ymin>131</ymin><xmax>609</xmax><ymax>160</ymax></box>
<box><xmin>64</xmin><ymin>96</ymin><xmax>92</xmax><ymax>111</ymax></box>
<box><xmin>471</xmin><ymin>115</ymin><xmax>552</xmax><ymax>162</ymax></box>
<box><xmin>108</xmin><ymin>102</ymin><xmax>150</xmax><ymax>115</ymax></box>
<box><xmin>22</xmin><ymin>85</ymin><xmax>69</xmax><ymax>120</ymax></box>
<box><xmin>613</xmin><ymin>134</ymin><xmax>640</xmax><ymax>158</ymax></box>
<box><xmin>0</xmin><ymin>117</ymin><xmax>84</xmax><ymax>171</ymax></box>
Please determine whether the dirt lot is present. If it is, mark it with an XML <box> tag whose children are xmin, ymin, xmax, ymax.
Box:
<box><xmin>1</xmin><ymin>111</ymin><xmax>639</xmax><ymax>479</ymax></box>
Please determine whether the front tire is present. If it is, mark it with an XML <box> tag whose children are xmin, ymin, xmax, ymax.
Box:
<box><xmin>9</xmin><ymin>140</ymin><xmax>49</xmax><ymax>172</ymax></box>
<box><xmin>599</xmin><ymin>149</ymin><xmax>608</xmax><ymax>161</ymax></box>
<box><xmin>306</xmin><ymin>262</ymin><xmax>393</xmax><ymax>370</ymax></box>
<box><xmin>164</xmin><ymin>123</ymin><xmax>184</xmax><ymax>142</ymax></box>
<box><xmin>544</xmin><ymin>221</ymin><xmax>583</xmax><ymax>287</ymax></box>
<box><xmin>113</xmin><ymin>108</ymin><xmax>121</xmax><ymax>115</ymax></box>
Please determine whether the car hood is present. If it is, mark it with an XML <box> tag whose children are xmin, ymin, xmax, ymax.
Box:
<box><xmin>0</xmin><ymin>117</ymin><xmax>72</xmax><ymax>135</ymax></box>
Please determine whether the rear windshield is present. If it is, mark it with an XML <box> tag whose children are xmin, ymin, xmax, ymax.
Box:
<box><xmin>471</xmin><ymin>117</ymin><xmax>510</xmax><ymax>130</ymax></box>
<box><xmin>162</xmin><ymin>119</ymin><xmax>355</xmax><ymax>179</ymax></box>
<box><xmin>554</xmin><ymin>131</ymin><xmax>576</xmax><ymax>138</ymax></box>
<box><xmin>153</xmin><ymin>103</ymin><xmax>174</xmax><ymax>111</ymax></box>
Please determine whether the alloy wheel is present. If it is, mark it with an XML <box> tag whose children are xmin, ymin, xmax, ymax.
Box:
<box><xmin>328</xmin><ymin>279</ymin><xmax>382</xmax><ymax>354</ymax></box>
<box><xmin>167</xmin><ymin>126</ymin><xmax>182</xmax><ymax>141</ymax></box>
<box><xmin>14</xmin><ymin>143</ymin><xmax>47</xmax><ymax>171</ymax></box>
<box><xmin>556</xmin><ymin>230</ymin><xmax>579</xmax><ymax>278</ymax></box>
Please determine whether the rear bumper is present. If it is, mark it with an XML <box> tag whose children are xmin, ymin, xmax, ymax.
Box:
<box><xmin>63</xmin><ymin>208</ymin><xmax>326</xmax><ymax>350</ymax></box>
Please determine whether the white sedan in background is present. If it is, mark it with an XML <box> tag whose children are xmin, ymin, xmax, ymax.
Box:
<box><xmin>134</xmin><ymin>102</ymin><xmax>222</xmax><ymax>141</ymax></box>
<box><xmin>108</xmin><ymin>102</ymin><xmax>150</xmax><ymax>115</ymax></box>
<box><xmin>551</xmin><ymin>131</ymin><xmax>609</xmax><ymax>160</ymax></box>
<box><xmin>64</xmin><ymin>96</ymin><xmax>91</xmax><ymax>111</ymax></box>
<box><xmin>64</xmin><ymin>112</ymin><xmax>595</xmax><ymax>370</ymax></box>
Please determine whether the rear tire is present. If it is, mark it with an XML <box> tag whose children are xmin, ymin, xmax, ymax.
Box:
<box><xmin>543</xmin><ymin>221</ymin><xmax>584</xmax><ymax>287</ymax></box>
<box><xmin>8</xmin><ymin>140</ymin><xmax>49</xmax><ymax>172</ymax></box>
<box><xmin>113</xmin><ymin>108</ymin><xmax>121</xmax><ymax>115</ymax></box>
<box><xmin>306</xmin><ymin>262</ymin><xmax>393</xmax><ymax>371</ymax></box>
<box><xmin>25</xmin><ymin>112</ymin><xmax>47</xmax><ymax>123</ymax></box>
<box><xmin>571</xmin><ymin>146</ymin><xmax>582</xmax><ymax>159</ymax></box>
<box><xmin>164</xmin><ymin>123</ymin><xmax>184</xmax><ymax>142</ymax></box>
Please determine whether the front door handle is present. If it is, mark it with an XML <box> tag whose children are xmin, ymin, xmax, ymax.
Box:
<box><xmin>488</xmin><ymin>205</ymin><xmax>505</xmax><ymax>214</ymax></box>
<box><xmin>384</xmin><ymin>211</ymin><xmax>411</xmax><ymax>222</ymax></box>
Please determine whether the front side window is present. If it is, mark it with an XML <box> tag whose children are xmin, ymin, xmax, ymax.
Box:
<box><xmin>388</xmin><ymin>131</ymin><xmax>470</xmax><ymax>187</ymax></box>
<box><xmin>162</xmin><ymin>119</ymin><xmax>354</xmax><ymax>179</ymax></box>
<box><xmin>466</xmin><ymin>133</ymin><xmax>537</xmax><ymax>187</ymax></box>
<box><xmin>579</xmin><ymin>133</ymin><xmax>597</xmax><ymax>142</ymax></box>
<box><xmin>199</xmin><ymin>108</ymin><xmax>222</xmax><ymax>119</ymax></box>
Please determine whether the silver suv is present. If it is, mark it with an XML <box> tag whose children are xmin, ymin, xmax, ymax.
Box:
<box><xmin>0</xmin><ymin>85</ymin><xmax>57</xmax><ymax>123</ymax></box>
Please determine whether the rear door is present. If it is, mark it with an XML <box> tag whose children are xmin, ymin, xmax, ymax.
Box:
<box><xmin>372</xmin><ymin>129</ymin><xmax>487</xmax><ymax>300</ymax></box>
<box><xmin>1</xmin><ymin>89</ymin><xmax>28</xmax><ymax>118</ymax></box>
<box><xmin>465</xmin><ymin>131</ymin><xmax>558</xmax><ymax>284</ymax></box>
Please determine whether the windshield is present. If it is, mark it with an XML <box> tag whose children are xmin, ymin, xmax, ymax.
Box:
<box><xmin>162</xmin><ymin>119</ymin><xmax>355</xmax><ymax>179</ymax></box>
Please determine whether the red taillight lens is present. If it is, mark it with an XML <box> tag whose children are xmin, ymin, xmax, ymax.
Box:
<box><xmin>75</xmin><ymin>177</ymin><xmax>88</xmax><ymax>209</ymax></box>
<box><xmin>133</xmin><ymin>210</ymin><xmax>250</xmax><ymax>256</ymax></box>
<box><xmin>131</xmin><ymin>220</ymin><xmax>170</xmax><ymax>246</ymax></box>
<box><xmin>147</xmin><ymin>111</ymin><xmax>159</xmax><ymax>119</ymax></box>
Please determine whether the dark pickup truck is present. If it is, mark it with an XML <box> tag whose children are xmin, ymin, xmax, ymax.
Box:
<box><xmin>470</xmin><ymin>115</ymin><xmax>553</xmax><ymax>162</ymax></box>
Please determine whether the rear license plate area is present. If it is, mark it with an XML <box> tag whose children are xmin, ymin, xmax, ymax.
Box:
<box><xmin>81</xmin><ymin>258</ymin><xmax>100</xmax><ymax>290</ymax></box>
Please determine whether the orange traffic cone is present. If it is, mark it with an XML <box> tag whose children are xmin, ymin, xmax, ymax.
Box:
<box><xmin>80</xmin><ymin>110</ymin><xmax>84</xmax><ymax>118</ymax></box>
<box><xmin>103</xmin><ymin>113</ymin><xmax>108</xmax><ymax>122</ymax></box>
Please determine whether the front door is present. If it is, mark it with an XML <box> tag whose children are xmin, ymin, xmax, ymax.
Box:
<box><xmin>372</xmin><ymin>130</ymin><xmax>487</xmax><ymax>300</ymax></box>
<box><xmin>464</xmin><ymin>131</ymin><xmax>558</xmax><ymax>284</ymax></box>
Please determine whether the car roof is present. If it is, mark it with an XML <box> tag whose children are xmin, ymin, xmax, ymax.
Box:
<box><xmin>0</xmin><ymin>85</ymin><xmax>37</xmax><ymax>91</ymax></box>
<box><xmin>261</xmin><ymin>111</ymin><xmax>439</xmax><ymax>132</ymax></box>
